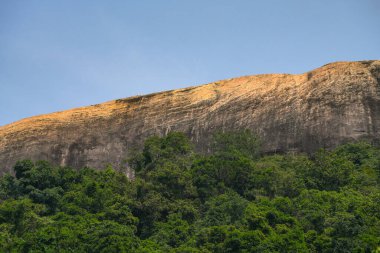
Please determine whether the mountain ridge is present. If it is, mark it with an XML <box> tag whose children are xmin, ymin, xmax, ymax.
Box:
<box><xmin>1</xmin><ymin>60</ymin><xmax>379</xmax><ymax>173</ymax></box>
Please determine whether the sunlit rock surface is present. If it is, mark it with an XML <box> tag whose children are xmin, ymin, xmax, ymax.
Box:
<box><xmin>1</xmin><ymin>60</ymin><xmax>379</xmax><ymax>173</ymax></box>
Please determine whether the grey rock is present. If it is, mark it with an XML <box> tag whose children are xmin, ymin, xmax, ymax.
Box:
<box><xmin>0</xmin><ymin>60</ymin><xmax>379</xmax><ymax>173</ymax></box>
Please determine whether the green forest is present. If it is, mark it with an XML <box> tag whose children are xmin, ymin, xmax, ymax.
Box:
<box><xmin>0</xmin><ymin>131</ymin><xmax>379</xmax><ymax>252</ymax></box>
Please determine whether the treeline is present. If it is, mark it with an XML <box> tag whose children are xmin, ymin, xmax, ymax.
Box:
<box><xmin>0</xmin><ymin>131</ymin><xmax>379</xmax><ymax>252</ymax></box>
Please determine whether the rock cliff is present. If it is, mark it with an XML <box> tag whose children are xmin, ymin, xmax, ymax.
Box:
<box><xmin>1</xmin><ymin>60</ymin><xmax>380</xmax><ymax>173</ymax></box>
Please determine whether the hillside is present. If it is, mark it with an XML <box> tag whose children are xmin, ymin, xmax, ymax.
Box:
<box><xmin>1</xmin><ymin>132</ymin><xmax>379</xmax><ymax>251</ymax></box>
<box><xmin>0</xmin><ymin>60</ymin><xmax>379</xmax><ymax>172</ymax></box>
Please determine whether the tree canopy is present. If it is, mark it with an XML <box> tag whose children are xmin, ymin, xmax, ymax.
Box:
<box><xmin>0</xmin><ymin>131</ymin><xmax>379</xmax><ymax>252</ymax></box>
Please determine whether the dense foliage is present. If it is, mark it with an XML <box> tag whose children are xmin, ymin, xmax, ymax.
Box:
<box><xmin>0</xmin><ymin>131</ymin><xmax>379</xmax><ymax>252</ymax></box>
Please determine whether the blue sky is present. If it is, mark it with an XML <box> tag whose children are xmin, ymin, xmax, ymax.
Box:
<box><xmin>1</xmin><ymin>0</ymin><xmax>379</xmax><ymax>126</ymax></box>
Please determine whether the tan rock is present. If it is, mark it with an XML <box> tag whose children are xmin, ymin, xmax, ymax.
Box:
<box><xmin>1</xmin><ymin>60</ymin><xmax>379</xmax><ymax>173</ymax></box>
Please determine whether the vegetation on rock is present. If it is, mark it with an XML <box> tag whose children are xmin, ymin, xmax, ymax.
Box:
<box><xmin>0</xmin><ymin>131</ymin><xmax>379</xmax><ymax>252</ymax></box>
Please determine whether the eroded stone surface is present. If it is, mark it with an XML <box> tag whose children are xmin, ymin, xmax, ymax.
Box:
<box><xmin>1</xmin><ymin>60</ymin><xmax>379</xmax><ymax>173</ymax></box>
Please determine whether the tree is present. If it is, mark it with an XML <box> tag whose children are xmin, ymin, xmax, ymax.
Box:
<box><xmin>309</xmin><ymin>149</ymin><xmax>354</xmax><ymax>191</ymax></box>
<box><xmin>211</xmin><ymin>129</ymin><xmax>261</xmax><ymax>160</ymax></box>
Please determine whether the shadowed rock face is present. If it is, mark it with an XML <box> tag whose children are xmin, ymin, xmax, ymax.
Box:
<box><xmin>1</xmin><ymin>60</ymin><xmax>380</xmax><ymax>173</ymax></box>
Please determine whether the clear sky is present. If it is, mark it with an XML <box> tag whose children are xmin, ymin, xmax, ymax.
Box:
<box><xmin>1</xmin><ymin>0</ymin><xmax>379</xmax><ymax>126</ymax></box>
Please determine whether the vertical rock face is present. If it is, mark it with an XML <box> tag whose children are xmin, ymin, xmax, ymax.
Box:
<box><xmin>0</xmin><ymin>60</ymin><xmax>379</xmax><ymax>173</ymax></box>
